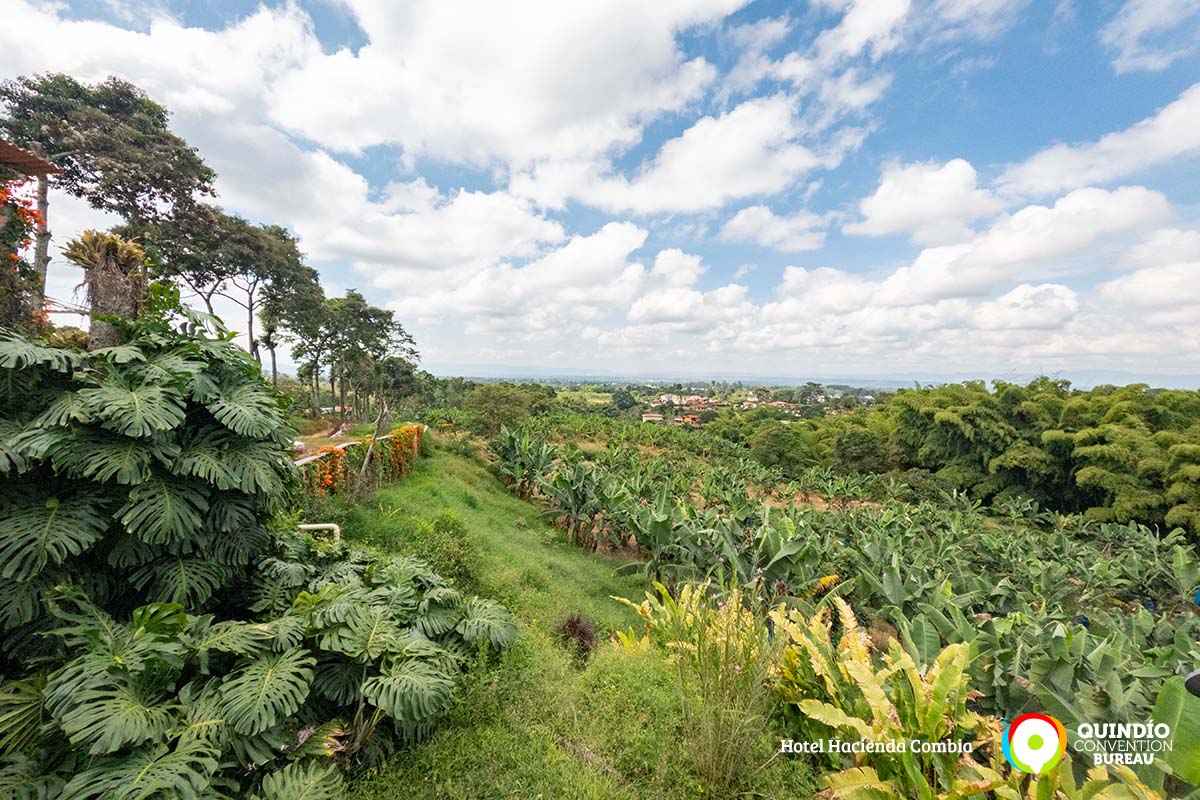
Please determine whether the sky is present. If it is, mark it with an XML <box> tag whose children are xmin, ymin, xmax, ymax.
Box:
<box><xmin>2</xmin><ymin>0</ymin><xmax>1200</xmax><ymax>385</ymax></box>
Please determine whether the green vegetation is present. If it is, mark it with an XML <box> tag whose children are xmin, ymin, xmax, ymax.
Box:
<box><xmin>488</xmin><ymin>415</ymin><xmax>1200</xmax><ymax>798</ymax></box>
<box><xmin>345</xmin><ymin>443</ymin><xmax>817</xmax><ymax>799</ymax></box>
<box><xmin>0</xmin><ymin>310</ymin><xmax>512</xmax><ymax>797</ymax></box>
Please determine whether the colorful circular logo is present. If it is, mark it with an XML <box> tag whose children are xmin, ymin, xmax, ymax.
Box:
<box><xmin>1002</xmin><ymin>713</ymin><xmax>1067</xmax><ymax>775</ymax></box>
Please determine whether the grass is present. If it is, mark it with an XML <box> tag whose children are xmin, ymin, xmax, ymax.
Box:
<box><xmin>343</xmin><ymin>439</ymin><xmax>817</xmax><ymax>799</ymax></box>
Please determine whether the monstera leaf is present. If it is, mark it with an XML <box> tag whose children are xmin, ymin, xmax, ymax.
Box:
<box><xmin>0</xmin><ymin>492</ymin><xmax>110</xmax><ymax>581</ymax></box>
<box><xmin>257</xmin><ymin>760</ymin><xmax>344</xmax><ymax>800</ymax></box>
<box><xmin>455</xmin><ymin>598</ymin><xmax>517</xmax><ymax>650</ymax></box>
<box><xmin>362</xmin><ymin>658</ymin><xmax>455</xmax><ymax>723</ymax></box>
<box><xmin>220</xmin><ymin>648</ymin><xmax>315</xmax><ymax>736</ymax></box>
<box><xmin>56</xmin><ymin>740</ymin><xmax>218</xmax><ymax>800</ymax></box>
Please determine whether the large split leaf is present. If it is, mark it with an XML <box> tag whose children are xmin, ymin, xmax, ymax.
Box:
<box><xmin>220</xmin><ymin>648</ymin><xmax>315</xmax><ymax>736</ymax></box>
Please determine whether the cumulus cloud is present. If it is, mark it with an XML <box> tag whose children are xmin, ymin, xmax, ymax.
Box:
<box><xmin>997</xmin><ymin>83</ymin><xmax>1200</xmax><ymax>197</ymax></box>
<box><xmin>875</xmin><ymin>186</ymin><xmax>1170</xmax><ymax>304</ymax></box>
<box><xmin>264</xmin><ymin>0</ymin><xmax>743</xmax><ymax>166</ymax></box>
<box><xmin>720</xmin><ymin>206</ymin><xmax>827</xmax><ymax>252</ymax></box>
<box><xmin>513</xmin><ymin>95</ymin><xmax>831</xmax><ymax>213</ymax></box>
<box><xmin>844</xmin><ymin>158</ymin><xmax>1002</xmax><ymax>245</ymax></box>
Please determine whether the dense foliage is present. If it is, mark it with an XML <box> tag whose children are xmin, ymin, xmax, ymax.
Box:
<box><xmin>725</xmin><ymin>380</ymin><xmax>1200</xmax><ymax>537</ymax></box>
<box><xmin>0</xmin><ymin>312</ymin><xmax>514</xmax><ymax>797</ymax></box>
<box><xmin>489</xmin><ymin>417</ymin><xmax>1200</xmax><ymax>779</ymax></box>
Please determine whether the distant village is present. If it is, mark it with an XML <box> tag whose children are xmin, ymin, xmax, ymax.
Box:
<box><xmin>636</xmin><ymin>385</ymin><xmax>878</xmax><ymax>428</ymax></box>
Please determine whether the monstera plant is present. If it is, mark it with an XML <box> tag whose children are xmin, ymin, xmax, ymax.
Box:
<box><xmin>0</xmin><ymin>299</ymin><xmax>515</xmax><ymax>797</ymax></box>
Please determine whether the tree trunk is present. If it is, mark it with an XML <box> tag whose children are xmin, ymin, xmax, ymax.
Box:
<box><xmin>33</xmin><ymin>173</ymin><xmax>49</xmax><ymax>305</ymax></box>
<box><xmin>268</xmin><ymin>346</ymin><xmax>278</xmax><ymax>388</ymax></box>
<box><xmin>246</xmin><ymin>299</ymin><xmax>259</xmax><ymax>364</ymax></box>
<box><xmin>87</xmin><ymin>251</ymin><xmax>142</xmax><ymax>350</ymax></box>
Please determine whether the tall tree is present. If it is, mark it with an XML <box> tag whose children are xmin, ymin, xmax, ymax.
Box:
<box><xmin>129</xmin><ymin>203</ymin><xmax>230</xmax><ymax>314</ymax></box>
<box><xmin>0</xmin><ymin>74</ymin><xmax>215</xmax><ymax>301</ymax></box>
<box><xmin>61</xmin><ymin>230</ymin><xmax>146</xmax><ymax>350</ymax></box>
<box><xmin>212</xmin><ymin>219</ymin><xmax>307</xmax><ymax>364</ymax></box>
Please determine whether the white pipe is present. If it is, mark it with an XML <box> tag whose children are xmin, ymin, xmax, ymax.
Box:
<box><xmin>298</xmin><ymin>523</ymin><xmax>341</xmax><ymax>544</ymax></box>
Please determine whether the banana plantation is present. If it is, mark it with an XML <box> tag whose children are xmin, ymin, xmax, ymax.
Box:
<box><xmin>489</xmin><ymin>416</ymin><xmax>1200</xmax><ymax>799</ymax></box>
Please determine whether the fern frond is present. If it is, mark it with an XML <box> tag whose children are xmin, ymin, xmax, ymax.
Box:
<box><xmin>219</xmin><ymin>648</ymin><xmax>315</xmax><ymax>736</ymax></box>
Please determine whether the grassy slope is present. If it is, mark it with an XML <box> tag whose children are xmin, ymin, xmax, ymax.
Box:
<box><xmin>347</xmin><ymin>441</ymin><xmax>815</xmax><ymax>800</ymax></box>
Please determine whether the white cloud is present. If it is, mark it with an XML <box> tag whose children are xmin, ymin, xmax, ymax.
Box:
<box><xmin>411</xmin><ymin>222</ymin><xmax>649</xmax><ymax>323</ymax></box>
<box><xmin>875</xmin><ymin>186</ymin><xmax>1170</xmax><ymax>304</ymax></box>
<box><xmin>997</xmin><ymin>83</ymin><xmax>1200</xmax><ymax>197</ymax></box>
<box><xmin>973</xmin><ymin>283</ymin><xmax>1079</xmax><ymax>330</ymax></box>
<box><xmin>1098</xmin><ymin>261</ymin><xmax>1200</xmax><ymax>308</ymax></box>
<box><xmin>514</xmin><ymin>95</ymin><xmax>829</xmax><ymax>213</ymax></box>
<box><xmin>265</xmin><ymin>0</ymin><xmax>743</xmax><ymax>166</ymax></box>
<box><xmin>927</xmin><ymin>0</ymin><xmax>1029</xmax><ymax>40</ymax></box>
<box><xmin>1101</xmin><ymin>0</ymin><xmax>1200</xmax><ymax>73</ymax></box>
<box><xmin>720</xmin><ymin>205</ymin><xmax>827</xmax><ymax>252</ymax></box>
<box><xmin>845</xmin><ymin>158</ymin><xmax>1002</xmax><ymax>245</ymax></box>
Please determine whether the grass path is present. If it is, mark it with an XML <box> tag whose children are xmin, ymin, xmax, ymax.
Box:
<box><xmin>346</xmin><ymin>442</ymin><xmax>815</xmax><ymax>799</ymax></box>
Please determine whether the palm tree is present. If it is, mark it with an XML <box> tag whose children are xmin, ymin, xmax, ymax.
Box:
<box><xmin>62</xmin><ymin>230</ymin><xmax>146</xmax><ymax>350</ymax></box>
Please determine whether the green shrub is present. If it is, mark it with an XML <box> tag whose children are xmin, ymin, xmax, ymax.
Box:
<box><xmin>0</xmin><ymin>314</ymin><xmax>515</xmax><ymax>796</ymax></box>
<box><xmin>345</xmin><ymin>508</ymin><xmax>478</xmax><ymax>588</ymax></box>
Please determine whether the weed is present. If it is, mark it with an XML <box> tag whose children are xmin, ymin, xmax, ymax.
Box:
<box><xmin>555</xmin><ymin>612</ymin><xmax>598</xmax><ymax>661</ymax></box>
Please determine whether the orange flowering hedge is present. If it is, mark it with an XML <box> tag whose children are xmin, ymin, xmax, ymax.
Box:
<box><xmin>300</xmin><ymin>423</ymin><xmax>423</xmax><ymax>496</ymax></box>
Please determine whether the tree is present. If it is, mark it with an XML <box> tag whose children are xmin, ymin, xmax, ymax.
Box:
<box><xmin>464</xmin><ymin>383</ymin><xmax>545</xmax><ymax>437</ymax></box>
<box><xmin>212</xmin><ymin>219</ymin><xmax>307</xmax><ymax>364</ymax></box>
<box><xmin>0</xmin><ymin>74</ymin><xmax>214</xmax><ymax>299</ymax></box>
<box><xmin>61</xmin><ymin>230</ymin><xmax>146</xmax><ymax>350</ymax></box>
<box><xmin>833</xmin><ymin>426</ymin><xmax>889</xmax><ymax>474</ymax></box>
<box><xmin>611</xmin><ymin>388</ymin><xmax>638</xmax><ymax>410</ymax></box>
<box><xmin>130</xmin><ymin>203</ymin><xmax>230</xmax><ymax>314</ymax></box>
<box><xmin>749</xmin><ymin>422</ymin><xmax>813</xmax><ymax>476</ymax></box>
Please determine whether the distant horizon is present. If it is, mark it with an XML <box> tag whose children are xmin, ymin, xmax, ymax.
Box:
<box><xmin>416</xmin><ymin>363</ymin><xmax>1200</xmax><ymax>391</ymax></box>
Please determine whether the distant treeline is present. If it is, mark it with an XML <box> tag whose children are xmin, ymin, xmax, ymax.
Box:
<box><xmin>767</xmin><ymin>378</ymin><xmax>1200</xmax><ymax>535</ymax></box>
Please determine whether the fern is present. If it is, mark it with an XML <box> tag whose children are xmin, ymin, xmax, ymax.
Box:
<box><xmin>220</xmin><ymin>648</ymin><xmax>315</xmax><ymax>736</ymax></box>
